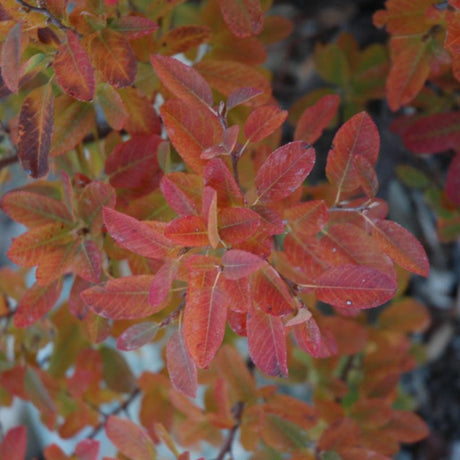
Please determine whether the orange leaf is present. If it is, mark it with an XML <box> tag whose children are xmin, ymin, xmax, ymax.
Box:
<box><xmin>222</xmin><ymin>249</ymin><xmax>266</xmax><ymax>280</ymax></box>
<box><xmin>294</xmin><ymin>94</ymin><xmax>340</xmax><ymax>144</ymax></box>
<box><xmin>166</xmin><ymin>328</ymin><xmax>198</xmax><ymax>398</ymax></box>
<box><xmin>247</xmin><ymin>307</ymin><xmax>287</xmax><ymax>377</ymax></box>
<box><xmin>244</xmin><ymin>105</ymin><xmax>287</xmax><ymax>143</ymax></box>
<box><xmin>50</xmin><ymin>95</ymin><xmax>95</xmax><ymax>156</ymax></box>
<box><xmin>87</xmin><ymin>29</ymin><xmax>136</xmax><ymax>88</ymax></box>
<box><xmin>326</xmin><ymin>111</ymin><xmax>379</xmax><ymax>197</ymax></box>
<box><xmin>202</xmin><ymin>186</ymin><xmax>219</xmax><ymax>249</ymax></box>
<box><xmin>18</xmin><ymin>83</ymin><xmax>54</xmax><ymax>177</ymax></box>
<box><xmin>370</xmin><ymin>219</ymin><xmax>429</xmax><ymax>277</ymax></box>
<box><xmin>0</xmin><ymin>21</ymin><xmax>25</xmax><ymax>93</ymax></box>
<box><xmin>227</xmin><ymin>86</ymin><xmax>263</xmax><ymax>110</ymax></box>
<box><xmin>14</xmin><ymin>279</ymin><xmax>62</xmax><ymax>328</ymax></box>
<box><xmin>1</xmin><ymin>190</ymin><xmax>73</xmax><ymax>228</ymax></box>
<box><xmin>252</xmin><ymin>265</ymin><xmax>295</xmax><ymax>316</ymax></box>
<box><xmin>218</xmin><ymin>207</ymin><xmax>261</xmax><ymax>244</ymax></box>
<box><xmin>309</xmin><ymin>265</ymin><xmax>397</xmax><ymax>309</ymax></box>
<box><xmin>81</xmin><ymin>275</ymin><xmax>162</xmax><ymax>319</ymax></box>
<box><xmin>72</xmin><ymin>240</ymin><xmax>102</xmax><ymax>284</ymax></box>
<box><xmin>151</xmin><ymin>54</ymin><xmax>213</xmax><ymax>107</ymax></box>
<box><xmin>160</xmin><ymin>99</ymin><xmax>223</xmax><ymax>173</ymax></box>
<box><xmin>106</xmin><ymin>415</ymin><xmax>156</xmax><ymax>460</ymax></box>
<box><xmin>255</xmin><ymin>141</ymin><xmax>315</xmax><ymax>204</ymax></box>
<box><xmin>218</xmin><ymin>0</ymin><xmax>264</xmax><ymax>38</ymax></box>
<box><xmin>383</xmin><ymin>411</ymin><xmax>429</xmax><ymax>443</ymax></box>
<box><xmin>183</xmin><ymin>267</ymin><xmax>228</xmax><ymax>368</ymax></box>
<box><xmin>118</xmin><ymin>87</ymin><xmax>162</xmax><ymax>135</ymax></box>
<box><xmin>53</xmin><ymin>31</ymin><xmax>95</xmax><ymax>101</ymax></box>
<box><xmin>103</xmin><ymin>207</ymin><xmax>175</xmax><ymax>259</ymax></box>
<box><xmin>159</xmin><ymin>25</ymin><xmax>212</xmax><ymax>56</ymax></box>
<box><xmin>284</xmin><ymin>200</ymin><xmax>328</xmax><ymax>237</ymax></box>
<box><xmin>164</xmin><ymin>215</ymin><xmax>209</xmax><ymax>247</ymax></box>
<box><xmin>317</xmin><ymin>418</ymin><xmax>360</xmax><ymax>452</ymax></box>
<box><xmin>97</xmin><ymin>83</ymin><xmax>128</xmax><ymax>130</ymax></box>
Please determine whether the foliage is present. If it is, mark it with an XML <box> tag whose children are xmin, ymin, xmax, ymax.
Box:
<box><xmin>1</xmin><ymin>0</ymin><xmax>453</xmax><ymax>458</ymax></box>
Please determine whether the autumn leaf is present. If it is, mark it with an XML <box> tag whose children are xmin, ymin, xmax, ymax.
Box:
<box><xmin>254</xmin><ymin>141</ymin><xmax>315</xmax><ymax>204</ymax></box>
<box><xmin>53</xmin><ymin>31</ymin><xmax>95</xmax><ymax>101</ymax></box>
<box><xmin>97</xmin><ymin>83</ymin><xmax>128</xmax><ymax>130</ymax></box>
<box><xmin>109</xmin><ymin>16</ymin><xmax>158</xmax><ymax>39</ymax></box>
<box><xmin>0</xmin><ymin>426</ymin><xmax>27</xmax><ymax>460</ymax></box>
<box><xmin>244</xmin><ymin>105</ymin><xmax>288</xmax><ymax>143</ymax></box>
<box><xmin>164</xmin><ymin>215</ymin><xmax>209</xmax><ymax>247</ymax></box>
<box><xmin>218</xmin><ymin>0</ymin><xmax>264</xmax><ymax>38</ymax></box>
<box><xmin>159</xmin><ymin>25</ymin><xmax>212</xmax><ymax>56</ymax></box>
<box><xmin>218</xmin><ymin>207</ymin><xmax>261</xmax><ymax>244</ymax></box>
<box><xmin>0</xmin><ymin>21</ymin><xmax>25</xmax><ymax>93</ymax></box>
<box><xmin>292</xmin><ymin>316</ymin><xmax>337</xmax><ymax>358</ymax></box>
<box><xmin>247</xmin><ymin>307</ymin><xmax>287</xmax><ymax>377</ymax></box>
<box><xmin>160</xmin><ymin>172</ymin><xmax>204</xmax><ymax>216</ymax></box>
<box><xmin>222</xmin><ymin>249</ymin><xmax>266</xmax><ymax>280</ymax></box>
<box><xmin>17</xmin><ymin>83</ymin><xmax>54</xmax><ymax>177</ymax></box>
<box><xmin>117</xmin><ymin>322</ymin><xmax>159</xmax><ymax>351</ymax></box>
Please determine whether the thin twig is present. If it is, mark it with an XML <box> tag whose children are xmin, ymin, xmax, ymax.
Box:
<box><xmin>215</xmin><ymin>401</ymin><xmax>245</xmax><ymax>460</ymax></box>
<box><xmin>16</xmin><ymin>0</ymin><xmax>79</xmax><ymax>36</ymax></box>
<box><xmin>87</xmin><ymin>387</ymin><xmax>141</xmax><ymax>439</ymax></box>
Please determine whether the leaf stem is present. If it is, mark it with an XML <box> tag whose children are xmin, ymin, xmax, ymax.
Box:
<box><xmin>87</xmin><ymin>387</ymin><xmax>141</xmax><ymax>439</ymax></box>
<box><xmin>215</xmin><ymin>401</ymin><xmax>245</xmax><ymax>460</ymax></box>
<box><xmin>0</xmin><ymin>154</ymin><xmax>19</xmax><ymax>171</ymax></box>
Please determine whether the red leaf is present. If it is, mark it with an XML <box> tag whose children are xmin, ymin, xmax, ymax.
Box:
<box><xmin>222</xmin><ymin>249</ymin><xmax>266</xmax><ymax>280</ymax></box>
<box><xmin>402</xmin><ymin>111</ymin><xmax>460</xmax><ymax>154</ymax></box>
<box><xmin>219</xmin><ymin>276</ymin><xmax>251</xmax><ymax>313</ymax></box>
<box><xmin>204</xmin><ymin>158</ymin><xmax>244</xmax><ymax>207</ymax></box>
<box><xmin>81</xmin><ymin>275</ymin><xmax>163</xmax><ymax>319</ymax></box>
<box><xmin>106</xmin><ymin>415</ymin><xmax>156</xmax><ymax>460</ymax></box>
<box><xmin>1</xmin><ymin>21</ymin><xmax>25</xmax><ymax>93</ymax></box>
<box><xmin>202</xmin><ymin>186</ymin><xmax>219</xmax><ymax>249</ymax></box>
<box><xmin>384</xmin><ymin>411</ymin><xmax>429</xmax><ymax>443</ymax></box>
<box><xmin>227</xmin><ymin>87</ymin><xmax>263</xmax><ymax>110</ymax></box>
<box><xmin>1</xmin><ymin>190</ymin><xmax>73</xmax><ymax>228</ymax></box>
<box><xmin>72</xmin><ymin>240</ymin><xmax>102</xmax><ymax>284</ymax></box>
<box><xmin>160</xmin><ymin>99</ymin><xmax>223</xmax><ymax>173</ymax></box>
<box><xmin>244</xmin><ymin>105</ymin><xmax>288</xmax><ymax>143</ymax></box>
<box><xmin>106</xmin><ymin>134</ymin><xmax>162</xmax><ymax>189</ymax></box>
<box><xmin>255</xmin><ymin>141</ymin><xmax>315</xmax><ymax>204</ymax></box>
<box><xmin>292</xmin><ymin>317</ymin><xmax>337</xmax><ymax>358</ymax></box>
<box><xmin>116</xmin><ymin>322</ymin><xmax>159</xmax><ymax>351</ymax></box>
<box><xmin>370</xmin><ymin>219</ymin><xmax>429</xmax><ymax>277</ymax></box>
<box><xmin>309</xmin><ymin>265</ymin><xmax>397</xmax><ymax>309</ymax></box>
<box><xmin>53</xmin><ymin>31</ymin><xmax>95</xmax><ymax>101</ymax></box>
<box><xmin>166</xmin><ymin>328</ymin><xmax>198</xmax><ymax>398</ymax></box>
<box><xmin>0</xmin><ymin>426</ymin><xmax>27</xmax><ymax>460</ymax></box>
<box><xmin>104</xmin><ymin>207</ymin><xmax>175</xmax><ymax>259</ymax></box>
<box><xmin>446</xmin><ymin>153</ymin><xmax>460</xmax><ymax>205</ymax></box>
<box><xmin>110</xmin><ymin>16</ymin><xmax>158</xmax><ymax>40</ymax></box>
<box><xmin>164</xmin><ymin>215</ymin><xmax>209</xmax><ymax>247</ymax></box>
<box><xmin>151</xmin><ymin>54</ymin><xmax>213</xmax><ymax>107</ymax></box>
<box><xmin>284</xmin><ymin>200</ymin><xmax>328</xmax><ymax>237</ymax></box>
<box><xmin>87</xmin><ymin>29</ymin><xmax>136</xmax><ymax>88</ymax></box>
<box><xmin>326</xmin><ymin>111</ymin><xmax>379</xmax><ymax>197</ymax></box>
<box><xmin>218</xmin><ymin>207</ymin><xmax>261</xmax><ymax>244</ymax></box>
<box><xmin>149</xmin><ymin>259</ymin><xmax>178</xmax><ymax>307</ymax></box>
<box><xmin>247</xmin><ymin>307</ymin><xmax>287</xmax><ymax>377</ymax></box>
<box><xmin>183</xmin><ymin>267</ymin><xmax>228</xmax><ymax>368</ymax></box>
<box><xmin>294</xmin><ymin>94</ymin><xmax>340</xmax><ymax>143</ymax></box>
<box><xmin>227</xmin><ymin>309</ymin><xmax>247</xmax><ymax>335</ymax></box>
<box><xmin>18</xmin><ymin>84</ymin><xmax>54</xmax><ymax>178</ymax></box>
<box><xmin>252</xmin><ymin>265</ymin><xmax>295</xmax><ymax>316</ymax></box>
<box><xmin>160</xmin><ymin>172</ymin><xmax>203</xmax><ymax>216</ymax></box>
<box><xmin>14</xmin><ymin>279</ymin><xmax>62</xmax><ymax>328</ymax></box>
<box><xmin>218</xmin><ymin>0</ymin><xmax>264</xmax><ymax>38</ymax></box>
<box><xmin>75</xmin><ymin>439</ymin><xmax>100</xmax><ymax>460</ymax></box>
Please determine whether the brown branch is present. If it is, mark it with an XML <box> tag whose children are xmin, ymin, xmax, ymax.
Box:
<box><xmin>215</xmin><ymin>401</ymin><xmax>245</xmax><ymax>460</ymax></box>
<box><xmin>0</xmin><ymin>154</ymin><xmax>19</xmax><ymax>171</ymax></box>
<box><xmin>87</xmin><ymin>387</ymin><xmax>141</xmax><ymax>439</ymax></box>
<box><xmin>16</xmin><ymin>0</ymin><xmax>80</xmax><ymax>36</ymax></box>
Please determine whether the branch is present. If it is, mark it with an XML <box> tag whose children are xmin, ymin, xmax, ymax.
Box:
<box><xmin>0</xmin><ymin>154</ymin><xmax>19</xmax><ymax>171</ymax></box>
<box><xmin>215</xmin><ymin>401</ymin><xmax>245</xmax><ymax>460</ymax></box>
<box><xmin>87</xmin><ymin>387</ymin><xmax>141</xmax><ymax>439</ymax></box>
<box><xmin>16</xmin><ymin>0</ymin><xmax>80</xmax><ymax>36</ymax></box>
